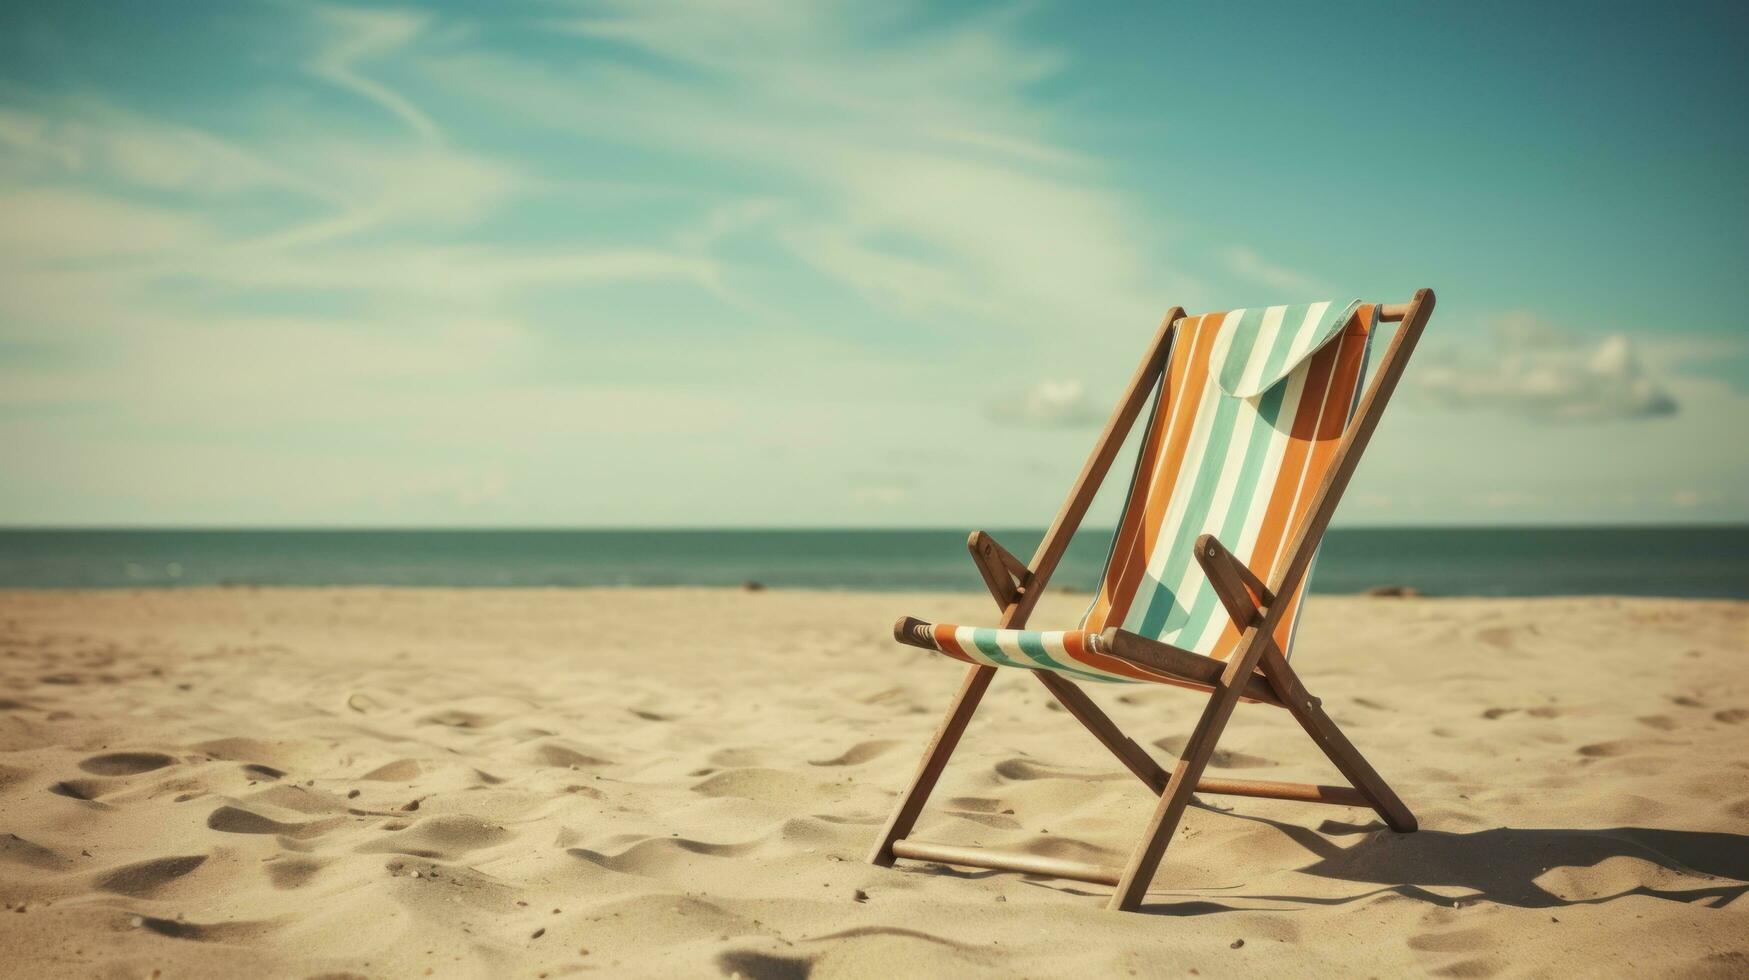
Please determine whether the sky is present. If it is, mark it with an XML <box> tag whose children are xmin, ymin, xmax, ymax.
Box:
<box><xmin>1</xmin><ymin>1</ymin><xmax>1745</xmax><ymax>528</ymax></box>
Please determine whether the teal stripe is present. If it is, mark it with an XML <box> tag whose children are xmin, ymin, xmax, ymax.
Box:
<box><xmin>1214</xmin><ymin>308</ymin><xmax>1268</xmax><ymax>395</ymax></box>
<box><xmin>1170</xmin><ymin>376</ymin><xmax>1293</xmax><ymax>652</ymax></box>
<box><xmin>1015</xmin><ymin>632</ymin><xmax>1121</xmax><ymax>684</ymax></box>
<box><xmin>1253</xmin><ymin>305</ymin><xmax>1314</xmax><ymax>392</ymax></box>
<box><xmin>969</xmin><ymin>629</ymin><xmax>1026</xmax><ymax>668</ymax></box>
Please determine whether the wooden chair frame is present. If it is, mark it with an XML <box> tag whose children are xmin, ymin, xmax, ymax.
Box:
<box><xmin>868</xmin><ymin>289</ymin><xmax>1436</xmax><ymax>912</ymax></box>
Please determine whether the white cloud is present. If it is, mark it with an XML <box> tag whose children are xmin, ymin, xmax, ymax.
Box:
<box><xmin>0</xmin><ymin>104</ymin><xmax>333</xmax><ymax>201</ymax></box>
<box><xmin>1218</xmin><ymin>245</ymin><xmax>1330</xmax><ymax>297</ymax></box>
<box><xmin>307</xmin><ymin>5</ymin><xmax>441</xmax><ymax>144</ymax></box>
<box><xmin>1415</xmin><ymin>313</ymin><xmax>1678</xmax><ymax>421</ymax></box>
<box><xmin>0</xmin><ymin>188</ymin><xmax>215</xmax><ymax>259</ymax></box>
<box><xmin>993</xmin><ymin>379</ymin><xmax>1106</xmax><ymax>428</ymax></box>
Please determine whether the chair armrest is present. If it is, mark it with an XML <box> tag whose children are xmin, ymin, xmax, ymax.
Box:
<box><xmin>967</xmin><ymin>530</ymin><xmax>1032</xmax><ymax>607</ymax></box>
<box><xmin>1096</xmin><ymin>627</ymin><xmax>1284</xmax><ymax>707</ymax></box>
<box><xmin>1193</xmin><ymin>533</ymin><xmax>1275</xmax><ymax>629</ymax></box>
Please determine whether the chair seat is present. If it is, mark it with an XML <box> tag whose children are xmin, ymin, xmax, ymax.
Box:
<box><xmin>894</xmin><ymin>617</ymin><xmax>1180</xmax><ymax>685</ymax></box>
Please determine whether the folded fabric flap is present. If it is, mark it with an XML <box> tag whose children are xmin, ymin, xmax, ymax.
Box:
<box><xmin>1215</xmin><ymin>299</ymin><xmax>1365</xmax><ymax>398</ymax></box>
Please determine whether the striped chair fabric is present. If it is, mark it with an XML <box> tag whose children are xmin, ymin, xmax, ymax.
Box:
<box><xmin>898</xmin><ymin>301</ymin><xmax>1379</xmax><ymax>686</ymax></box>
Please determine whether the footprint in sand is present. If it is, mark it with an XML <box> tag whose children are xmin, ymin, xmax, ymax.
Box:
<box><xmin>1576</xmin><ymin>741</ymin><xmax>1634</xmax><ymax>758</ymax></box>
<box><xmin>97</xmin><ymin>855</ymin><xmax>207</xmax><ymax>897</ymax></box>
<box><xmin>993</xmin><ymin>758</ymin><xmax>1131</xmax><ymax>781</ymax></box>
<box><xmin>361</xmin><ymin>759</ymin><xmax>423</xmax><ymax>782</ymax></box>
<box><xmin>1715</xmin><ymin>708</ymin><xmax>1749</xmax><ymax>724</ymax></box>
<box><xmin>1428</xmin><ymin>956</ymin><xmax>1506</xmax><ymax>979</ymax></box>
<box><xmin>807</xmin><ymin>740</ymin><xmax>901</xmax><ymax>767</ymax></box>
<box><xmin>420</xmin><ymin>708</ymin><xmax>494</xmax><ymax>729</ymax></box>
<box><xmin>78</xmin><ymin>751</ymin><xmax>174</xmax><ymax>776</ymax></box>
<box><xmin>1637</xmin><ymin>715</ymin><xmax>1678</xmax><ymax>731</ymax></box>
<box><xmin>533</xmin><ymin>743</ymin><xmax>612</xmax><ymax>769</ymax></box>
<box><xmin>358</xmin><ymin>814</ymin><xmax>513</xmax><ymax>859</ymax></box>
<box><xmin>49</xmin><ymin>779</ymin><xmax>109</xmax><ymax>801</ymax></box>
<box><xmin>1480</xmin><ymin>707</ymin><xmax>1518</xmax><ymax>720</ymax></box>
<box><xmin>133</xmin><ymin>916</ymin><xmax>265</xmax><ymax>943</ymax></box>
<box><xmin>716</xmin><ymin>950</ymin><xmax>812</xmax><ymax>980</ymax></box>
<box><xmin>206</xmin><ymin>805</ymin><xmax>340</xmax><ymax>839</ymax></box>
<box><xmin>1</xmin><ymin>833</ymin><xmax>72</xmax><ymax>871</ymax></box>
<box><xmin>265</xmin><ymin>856</ymin><xmax>325</xmax><ymax>889</ymax></box>
<box><xmin>1407</xmin><ymin>926</ymin><xmax>1496</xmax><ymax>954</ymax></box>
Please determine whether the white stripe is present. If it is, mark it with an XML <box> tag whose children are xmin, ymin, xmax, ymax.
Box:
<box><xmin>1205</xmin><ymin>308</ymin><xmax>1243</xmax><ymax>376</ymax></box>
<box><xmin>1236</xmin><ymin>305</ymin><xmax>1289</xmax><ymax>395</ymax></box>
<box><xmin>1284</xmin><ymin>301</ymin><xmax>1331</xmax><ymax>366</ymax></box>
<box><xmin>1162</xmin><ymin>368</ymin><xmax>1268</xmax><ymax>651</ymax></box>
<box><xmin>952</xmin><ymin>627</ymin><xmax>995</xmax><ymax>667</ymax></box>
<box><xmin>994</xmin><ymin>630</ymin><xmax>1039</xmax><ymax>667</ymax></box>
<box><xmin>1182</xmin><ymin>366</ymin><xmax>1309</xmax><ymax>656</ymax></box>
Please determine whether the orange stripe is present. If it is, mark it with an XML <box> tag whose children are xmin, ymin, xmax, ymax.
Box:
<box><xmin>932</xmin><ymin>624</ymin><xmax>973</xmax><ymax>662</ymax></box>
<box><xmin>1096</xmin><ymin>312</ymin><xmax>1221</xmax><ymax>630</ymax></box>
<box><xmin>1265</xmin><ymin>313</ymin><xmax>1370</xmax><ymax>654</ymax></box>
<box><xmin>1086</xmin><ymin>323</ymin><xmax>1180</xmax><ymax>630</ymax></box>
<box><xmin>1062</xmin><ymin>630</ymin><xmax>1165</xmax><ymax>683</ymax></box>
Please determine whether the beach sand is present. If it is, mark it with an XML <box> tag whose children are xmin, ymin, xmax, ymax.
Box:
<box><xmin>0</xmin><ymin>587</ymin><xmax>1745</xmax><ymax>978</ymax></box>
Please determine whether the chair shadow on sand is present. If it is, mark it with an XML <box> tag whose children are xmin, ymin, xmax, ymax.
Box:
<box><xmin>1123</xmin><ymin>807</ymin><xmax>1749</xmax><ymax>916</ymax></box>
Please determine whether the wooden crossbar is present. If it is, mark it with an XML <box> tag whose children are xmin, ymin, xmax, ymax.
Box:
<box><xmin>893</xmin><ymin>777</ymin><xmax>1365</xmax><ymax>885</ymax></box>
<box><xmin>892</xmin><ymin>839</ymin><xmax>1122</xmax><ymax>886</ymax></box>
<box><xmin>1195</xmin><ymin>777</ymin><xmax>1368</xmax><ymax>807</ymax></box>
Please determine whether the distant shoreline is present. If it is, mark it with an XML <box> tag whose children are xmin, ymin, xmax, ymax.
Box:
<box><xmin>3</xmin><ymin>526</ymin><xmax>1746</xmax><ymax>598</ymax></box>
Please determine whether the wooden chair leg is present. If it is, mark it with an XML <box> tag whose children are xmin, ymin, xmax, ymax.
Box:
<box><xmin>1033</xmin><ymin>672</ymin><xmax>1170</xmax><ymax>795</ymax></box>
<box><xmin>868</xmin><ymin>664</ymin><xmax>996</xmax><ymax>866</ymax></box>
<box><xmin>1259</xmin><ymin>645</ymin><xmax>1416</xmax><ymax>832</ymax></box>
<box><xmin>1198</xmin><ymin>536</ymin><xmax>1417</xmax><ymax>833</ymax></box>
<box><xmin>1107</xmin><ymin>631</ymin><xmax>1270</xmax><ymax>911</ymax></box>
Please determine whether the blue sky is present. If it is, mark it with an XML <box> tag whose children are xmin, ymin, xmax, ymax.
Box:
<box><xmin>1</xmin><ymin>1</ymin><xmax>1744</xmax><ymax>527</ymax></box>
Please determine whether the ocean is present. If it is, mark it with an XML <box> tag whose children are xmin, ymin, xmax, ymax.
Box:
<box><xmin>0</xmin><ymin>527</ymin><xmax>1743</xmax><ymax>598</ymax></box>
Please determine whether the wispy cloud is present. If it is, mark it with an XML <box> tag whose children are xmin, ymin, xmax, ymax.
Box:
<box><xmin>1218</xmin><ymin>245</ymin><xmax>1330</xmax><ymax>298</ymax></box>
<box><xmin>991</xmin><ymin>379</ymin><xmax>1107</xmax><ymax>427</ymax></box>
<box><xmin>429</xmin><ymin>0</ymin><xmax>1172</xmax><ymax>346</ymax></box>
<box><xmin>2</xmin><ymin>1</ymin><xmax>1743</xmax><ymax>527</ymax></box>
<box><xmin>1415</xmin><ymin>313</ymin><xmax>1678</xmax><ymax>421</ymax></box>
<box><xmin>306</xmin><ymin>5</ymin><xmax>441</xmax><ymax>144</ymax></box>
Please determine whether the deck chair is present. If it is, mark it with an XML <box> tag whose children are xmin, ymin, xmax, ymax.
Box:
<box><xmin>869</xmin><ymin>289</ymin><xmax>1435</xmax><ymax>912</ymax></box>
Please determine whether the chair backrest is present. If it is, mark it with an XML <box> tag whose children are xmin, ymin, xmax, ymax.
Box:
<box><xmin>1081</xmin><ymin>301</ymin><xmax>1381</xmax><ymax>661</ymax></box>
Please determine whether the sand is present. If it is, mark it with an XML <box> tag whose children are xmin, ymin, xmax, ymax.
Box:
<box><xmin>0</xmin><ymin>587</ymin><xmax>1745</xmax><ymax>978</ymax></box>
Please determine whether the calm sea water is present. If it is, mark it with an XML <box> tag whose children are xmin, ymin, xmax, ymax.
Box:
<box><xmin>0</xmin><ymin>528</ymin><xmax>1743</xmax><ymax>597</ymax></box>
